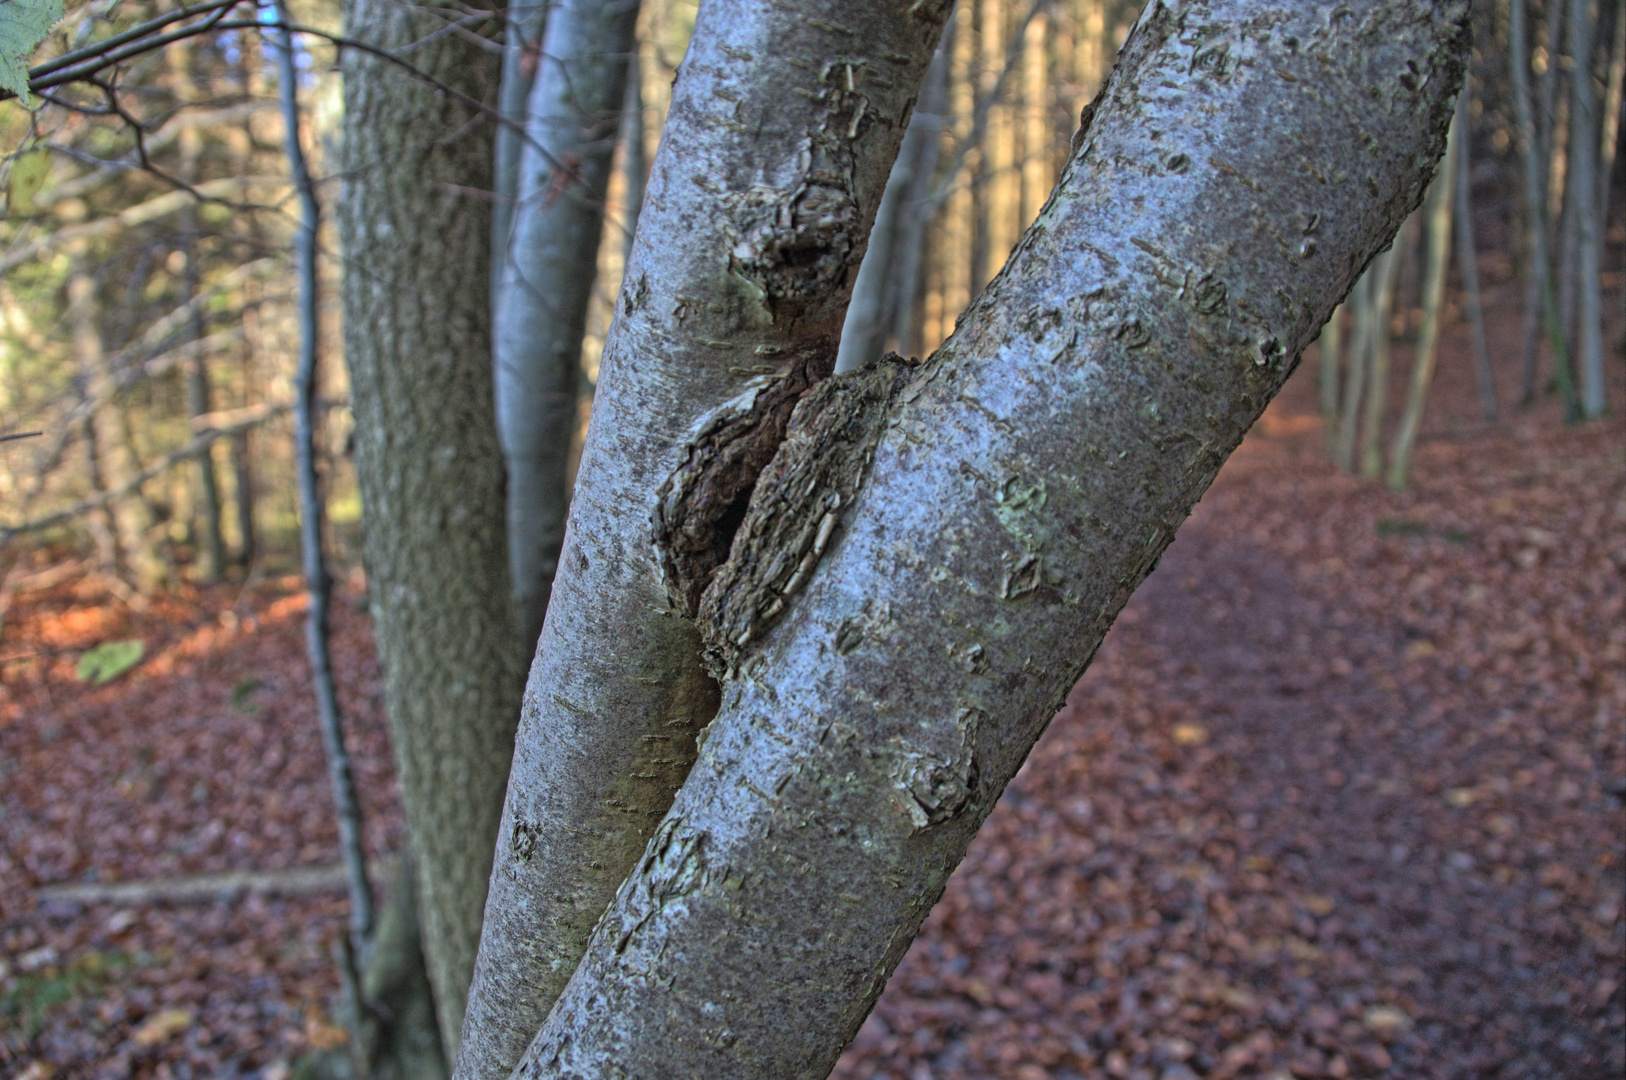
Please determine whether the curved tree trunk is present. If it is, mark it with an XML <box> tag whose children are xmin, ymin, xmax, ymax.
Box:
<box><xmin>494</xmin><ymin>0</ymin><xmax>642</xmax><ymax>652</ymax></box>
<box><xmin>455</xmin><ymin>3</ymin><xmax>952</xmax><ymax>1076</ymax></box>
<box><xmin>339</xmin><ymin>0</ymin><xmax>524</xmax><ymax>1055</ymax></box>
<box><xmin>276</xmin><ymin>0</ymin><xmax>375</xmax><ymax>968</ymax></box>
<box><xmin>511</xmin><ymin>1</ymin><xmax>1467</xmax><ymax>1074</ymax></box>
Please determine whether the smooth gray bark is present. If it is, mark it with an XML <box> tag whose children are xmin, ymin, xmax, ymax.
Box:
<box><xmin>836</xmin><ymin>39</ymin><xmax>949</xmax><ymax>374</ymax></box>
<box><xmin>493</xmin><ymin>0</ymin><xmax>548</xmax><ymax>303</ymax></box>
<box><xmin>889</xmin><ymin>41</ymin><xmax>949</xmax><ymax>360</ymax></box>
<box><xmin>455</xmin><ymin>3</ymin><xmax>952</xmax><ymax>1077</ymax></box>
<box><xmin>339</xmin><ymin>0</ymin><xmax>525</xmax><ymax>1054</ymax></box>
<box><xmin>619</xmin><ymin>51</ymin><xmax>645</xmax><ymax>263</ymax></box>
<box><xmin>494</xmin><ymin>0</ymin><xmax>642</xmax><ymax>651</ymax></box>
<box><xmin>514</xmin><ymin>1</ymin><xmax>1467</xmax><ymax>1076</ymax></box>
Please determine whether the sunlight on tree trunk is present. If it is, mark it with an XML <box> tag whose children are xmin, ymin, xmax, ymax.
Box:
<box><xmin>510</xmin><ymin>3</ymin><xmax>1468</xmax><ymax>1073</ymax></box>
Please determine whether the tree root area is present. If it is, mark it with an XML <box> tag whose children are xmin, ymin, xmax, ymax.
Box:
<box><xmin>2</xmin><ymin>299</ymin><xmax>1622</xmax><ymax>1080</ymax></box>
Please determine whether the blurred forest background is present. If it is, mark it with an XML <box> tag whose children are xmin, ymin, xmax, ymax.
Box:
<box><xmin>0</xmin><ymin>0</ymin><xmax>1622</xmax><ymax>1078</ymax></box>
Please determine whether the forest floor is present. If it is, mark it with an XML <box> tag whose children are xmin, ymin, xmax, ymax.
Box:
<box><xmin>1</xmin><ymin>257</ymin><xmax>1623</xmax><ymax>1079</ymax></box>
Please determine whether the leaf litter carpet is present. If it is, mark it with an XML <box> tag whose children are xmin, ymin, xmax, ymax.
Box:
<box><xmin>2</xmin><ymin>371</ymin><xmax>1622</xmax><ymax>1079</ymax></box>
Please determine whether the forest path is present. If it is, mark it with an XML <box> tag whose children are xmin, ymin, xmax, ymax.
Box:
<box><xmin>2</xmin><ymin>321</ymin><xmax>1622</xmax><ymax>1079</ymax></box>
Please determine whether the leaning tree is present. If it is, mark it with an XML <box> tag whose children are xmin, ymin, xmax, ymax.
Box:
<box><xmin>451</xmin><ymin>0</ymin><xmax>1469</xmax><ymax>1077</ymax></box>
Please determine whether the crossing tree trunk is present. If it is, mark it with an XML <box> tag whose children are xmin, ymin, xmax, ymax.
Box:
<box><xmin>505</xmin><ymin>1</ymin><xmax>1467</xmax><ymax>1074</ymax></box>
<box><xmin>453</xmin><ymin>3</ymin><xmax>953</xmax><ymax>1076</ymax></box>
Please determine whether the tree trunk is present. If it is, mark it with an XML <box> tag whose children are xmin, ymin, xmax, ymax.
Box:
<box><xmin>1508</xmin><ymin>0</ymin><xmax>1549</xmax><ymax>405</ymax></box>
<box><xmin>454</xmin><ymin>3</ymin><xmax>952</xmax><ymax>1076</ymax></box>
<box><xmin>339</xmin><ymin>0</ymin><xmax>524</xmax><ymax>1056</ymax></box>
<box><xmin>276</xmin><ymin>0</ymin><xmax>375</xmax><ymax>967</ymax></box>
<box><xmin>1358</xmin><ymin>240</ymin><xmax>1405</xmax><ymax>479</ymax></box>
<box><xmin>619</xmin><ymin>51</ymin><xmax>646</xmax><ymax>264</ymax></box>
<box><xmin>889</xmin><ymin>43</ymin><xmax>950</xmax><ymax>360</ymax></box>
<box><xmin>1388</xmin><ymin>102</ymin><xmax>1462</xmax><ymax>490</ymax></box>
<box><xmin>836</xmin><ymin>35</ymin><xmax>948</xmax><ymax>374</ymax></box>
<box><xmin>1567</xmin><ymin>0</ymin><xmax>1604</xmax><ymax>418</ymax></box>
<box><xmin>69</xmin><ymin>271</ymin><xmax>164</xmax><ymax>591</ymax></box>
<box><xmin>493</xmin><ymin>0</ymin><xmax>548</xmax><ymax>304</ymax></box>
<box><xmin>172</xmin><ymin>46</ymin><xmax>227</xmax><ymax>582</ymax></box>
<box><xmin>1452</xmin><ymin>95</ymin><xmax>1497</xmax><ymax>422</ymax></box>
<box><xmin>1333</xmin><ymin>267</ymin><xmax>1373</xmax><ymax>473</ymax></box>
<box><xmin>229</xmin><ymin>429</ymin><xmax>255</xmax><ymax>568</ymax></box>
<box><xmin>511</xmin><ymin>2</ymin><xmax>1467</xmax><ymax>1075</ymax></box>
<box><xmin>494</xmin><ymin>0</ymin><xmax>642</xmax><ymax>652</ymax></box>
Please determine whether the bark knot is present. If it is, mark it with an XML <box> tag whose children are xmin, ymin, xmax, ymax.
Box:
<box><xmin>725</xmin><ymin>174</ymin><xmax>861</xmax><ymax>319</ymax></box>
<box><xmin>698</xmin><ymin>353</ymin><xmax>916</xmax><ymax>677</ymax></box>
<box><xmin>653</xmin><ymin>351</ymin><xmax>827</xmax><ymax>616</ymax></box>
<box><xmin>889</xmin><ymin>707</ymin><xmax>985</xmax><ymax>831</ymax></box>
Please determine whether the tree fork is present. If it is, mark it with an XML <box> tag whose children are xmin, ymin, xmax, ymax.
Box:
<box><xmin>455</xmin><ymin>2</ymin><xmax>953</xmax><ymax>1076</ymax></box>
<box><xmin>513</xmin><ymin>1</ymin><xmax>1468</xmax><ymax>1075</ymax></box>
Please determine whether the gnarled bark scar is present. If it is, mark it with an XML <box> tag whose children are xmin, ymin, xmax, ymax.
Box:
<box><xmin>698</xmin><ymin>353</ymin><xmax>916</xmax><ymax>677</ymax></box>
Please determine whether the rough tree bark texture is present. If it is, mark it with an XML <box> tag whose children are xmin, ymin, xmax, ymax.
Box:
<box><xmin>512</xmin><ymin>1</ymin><xmax>1467</xmax><ymax>1075</ymax></box>
<box><xmin>494</xmin><ymin>0</ymin><xmax>642</xmax><ymax>651</ymax></box>
<box><xmin>339</xmin><ymin>0</ymin><xmax>525</xmax><ymax>1054</ymax></box>
<box><xmin>455</xmin><ymin>2</ymin><xmax>952</xmax><ymax>1076</ymax></box>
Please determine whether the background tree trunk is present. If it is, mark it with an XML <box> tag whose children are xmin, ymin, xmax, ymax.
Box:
<box><xmin>275</xmin><ymin>0</ymin><xmax>374</xmax><ymax>976</ymax></box>
<box><xmin>511</xmin><ymin>1</ymin><xmax>1467</xmax><ymax>1074</ymax></box>
<box><xmin>493</xmin><ymin>0</ymin><xmax>549</xmax><ymax>303</ymax></box>
<box><xmin>1388</xmin><ymin>105</ymin><xmax>1462</xmax><ymax>490</ymax></box>
<box><xmin>69</xmin><ymin>270</ymin><xmax>164</xmax><ymax>592</ymax></box>
<box><xmin>1507</xmin><ymin>0</ymin><xmax>1549</xmax><ymax>405</ymax></box>
<box><xmin>1451</xmin><ymin>96</ymin><xmax>1497</xmax><ymax>422</ymax></box>
<box><xmin>835</xmin><ymin>39</ymin><xmax>948</xmax><ymax>374</ymax></box>
<box><xmin>454</xmin><ymin>3</ymin><xmax>952</xmax><ymax>1076</ymax></box>
<box><xmin>1567</xmin><ymin>0</ymin><xmax>1603</xmax><ymax>418</ymax></box>
<box><xmin>339</xmin><ymin>0</ymin><xmax>524</xmax><ymax>1056</ymax></box>
<box><xmin>493</xmin><ymin>0</ymin><xmax>642</xmax><ymax>652</ymax></box>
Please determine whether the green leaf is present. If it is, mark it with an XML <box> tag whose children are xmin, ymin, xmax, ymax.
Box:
<box><xmin>76</xmin><ymin>639</ymin><xmax>144</xmax><ymax>685</ymax></box>
<box><xmin>0</xmin><ymin>0</ymin><xmax>64</xmax><ymax>104</ymax></box>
